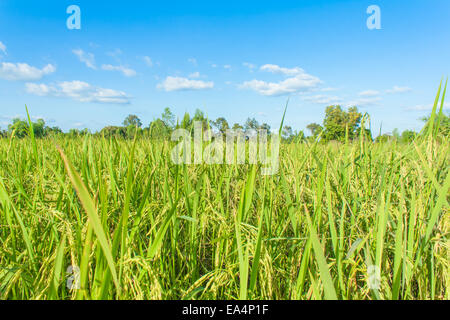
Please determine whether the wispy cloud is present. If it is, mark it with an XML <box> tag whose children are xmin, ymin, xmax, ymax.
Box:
<box><xmin>0</xmin><ymin>41</ymin><xmax>6</xmax><ymax>55</ymax></box>
<box><xmin>73</xmin><ymin>49</ymin><xmax>96</xmax><ymax>69</ymax></box>
<box><xmin>157</xmin><ymin>76</ymin><xmax>214</xmax><ymax>92</ymax></box>
<box><xmin>320</xmin><ymin>87</ymin><xmax>339</xmax><ymax>92</ymax></box>
<box><xmin>344</xmin><ymin>97</ymin><xmax>382</xmax><ymax>107</ymax></box>
<box><xmin>106</xmin><ymin>48</ymin><xmax>122</xmax><ymax>60</ymax></box>
<box><xmin>101</xmin><ymin>64</ymin><xmax>137</xmax><ymax>77</ymax></box>
<box><xmin>243</xmin><ymin>62</ymin><xmax>256</xmax><ymax>71</ymax></box>
<box><xmin>143</xmin><ymin>56</ymin><xmax>153</xmax><ymax>67</ymax></box>
<box><xmin>260</xmin><ymin>64</ymin><xmax>304</xmax><ymax>76</ymax></box>
<box><xmin>302</xmin><ymin>94</ymin><xmax>343</xmax><ymax>105</ymax></box>
<box><xmin>240</xmin><ymin>66</ymin><xmax>321</xmax><ymax>96</ymax></box>
<box><xmin>189</xmin><ymin>71</ymin><xmax>201</xmax><ymax>78</ymax></box>
<box><xmin>405</xmin><ymin>103</ymin><xmax>449</xmax><ymax>111</ymax></box>
<box><xmin>26</xmin><ymin>81</ymin><xmax>131</xmax><ymax>104</ymax></box>
<box><xmin>188</xmin><ymin>58</ymin><xmax>198</xmax><ymax>66</ymax></box>
<box><xmin>359</xmin><ymin>90</ymin><xmax>380</xmax><ymax>97</ymax></box>
<box><xmin>386</xmin><ymin>86</ymin><xmax>412</xmax><ymax>94</ymax></box>
<box><xmin>0</xmin><ymin>62</ymin><xmax>56</xmax><ymax>81</ymax></box>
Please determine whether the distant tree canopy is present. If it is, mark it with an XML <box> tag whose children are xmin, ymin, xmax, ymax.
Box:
<box><xmin>3</xmin><ymin>105</ymin><xmax>441</xmax><ymax>143</ymax></box>
<box><xmin>282</xmin><ymin>125</ymin><xmax>305</xmax><ymax>143</ymax></box>
<box><xmin>123</xmin><ymin>114</ymin><xmax>142</xmax><ymax>128</ymax></box>
<box><xmin>162</xmin><ymin>107</ymin><xmax>176</xmax><ymax>129</ymax></box>
<box><xmin>306</xmin><ymin>123</ymin><xmax>323</xmax><ymax>138</ymax></box>
<box><xmin>100</xmin><ymin>126</ymin><xmax>127</xmax><ymax>138</ymax></box>
<box><xmin>7</xmin><ymin>118</ymin><xmax>64</xmax><ymax>138</ymax></box>
<box><xmin>149</xmin><ymin>119</ymin><xmax>170</xmax><ymax>139</ymax></box>
<box><xmin>213</xmin><ymin>117</ymin><xmax>229</xmax><ymax>134</ymax></box>
<box><xmin>422</xmin><ymin>112</ymin><xmax>450</xmax><ymax>137</ymax></box>
<box><xmin>322</xmin><ymin>105</ymin><xmax>362</xmax><ymax>142</ymax></box>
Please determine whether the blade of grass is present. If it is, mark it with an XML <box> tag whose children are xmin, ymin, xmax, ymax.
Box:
<box><xmin>57</xmin><ymin>146</ymin><xmax>120</xmax><ymax>294</ymax></box>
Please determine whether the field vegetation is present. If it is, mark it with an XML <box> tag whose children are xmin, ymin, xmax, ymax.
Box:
<box><xmin>0</xmin><ymin>82</ymin><xmax>448</xmax><ymax>300</ymax></box>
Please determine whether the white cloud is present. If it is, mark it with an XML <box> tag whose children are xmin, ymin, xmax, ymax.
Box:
<box><xmin>143</xmin><ymin>56</ymin><xmax>153</xmax><ymax>67</ymax></box>
<box><xmin>405</xmin><ymin>103</ymin><xmax>449</xmax><ymax>111</ymax></box>
<box><xmin>188</xmin><ymin>58</ymin><xmax>198</xmax><ymax>66</ymax></box>
<box><xmin>0</xmin><ymin>62</ymin><xmax>56</xmax><ymax>81</ymax></box>
<box><xmin>101</xmin><ymin>64</ymin><xmax>137</xmax><ymax>77</ymax></box>
<box><xmin>157</xmin><ymin>76</ymin><xmax>214</xmax><ymax>92</ymax></box>
<box><xmin>73</xmin><ymin>49</ymin><xmax>96</xmax><ymax>69</ymax></box>
<box><xmin>243</xmin><ymin>62</ymin><xmax>256</xmax><ymax>70</ymax></box>
<box><xmin>359</xmin><ymin>90</ymin><xmax>380</xmax><ymax>97</ymax></box>
<box><xmin>189</xmin><ymin>71</ymin><xmax>201</xmax><ymax>78</ymax></box>
<box><xmin>240</xmin><ymin>72</ymin><xmax>321</xmax><ymax>96</ymax></box>
<box><xmin>320</xmin><ymin>87</ymin><xmax>338</xmax><ymax>92</ymax></box>
<box><xmin>106</xmin><ymin>48</ymin><xmax>122</xmax><ymax>59</ymax></box>
<box><xmin>260</xmin><ymin>64</ymin><xmax>304</xmax><ymax>76</ymax></box>
<box><xmin>0</xmin><ymin>41</ymin><xmax>6</xmax><ymax>55</ymax></box>
<box><xmin>386</xmin><ymin>86</ymin><xmax>412</xmax><ymax>94</ymax></box>
<box><xmin>344</xmin><ymin>97</ymin><xmax>382</xmax><ymax>107</ymax></box>
<box><xmin>302</xmin><ymin>94</ymin><xmax>342</xmax><ymax>105</ymax></box>
<box><xmin>26</xmin><ymin>80</ymin><xmax>131</xmax><ymax>104</ymax></box>
<box><xmin>224</xmin><ymin>65</ymin><xmax>232</xmax><ymax>70</ymax></box>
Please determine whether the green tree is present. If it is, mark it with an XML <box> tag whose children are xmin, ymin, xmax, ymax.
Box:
<box><xmin>421</xmin><ymin>112</ymin><xmax>450</xmax><ymax>137</ymax></box>
<box><xmin>322</xmin><ymin>105</ymin><xmax>362</xmax><ymax>142</ymax></box>
<box><xmin>45</xmin><ymin>126</ymin><xmax>63</xmax><ymax>136</ymax></box>
<box><xmin>162</xmin><ymin>107</ymin><xmax>176</xmax><ymax>129</ymax></box>
<box><xmin>232</xmin><ymin>123</ymin><xmax>243</xmax><ymax>130</ymax></box>
<box><xmin>401</xmin><ymin>130</ymin><xmax>416</xmax><ymax>143</ymax></box>
<box><xmin>356</xmin><ymin>127</ymin><xmax>373</xmax><ymax>141</ymax></box>
<box><xmin>33</xmin><ymin>119</ymin><xmax>46</xmax><ymax>138</ymax></box>
<box><xmin>123</xmin><ymin>114</ymin><xmax>142</xmax><ymax>128</ymax></box>
<box><xmin>294</xmin><ymin>130</ymin><xmax>306</xmax><ymax>142</ymax></box>
<box><xmin>8</xmin><ymin>118</ymin><xmax>28</xmax><ymax>138</ymax></box>
<box><xmin>213</xmin><ymin>117</ymin><xmax>230</xmax><ymax>134</ymax></box>
<box><xmin>192</xmin><ymin>109</ymin><xmax>210</xmax><ymax>131</ymax></box>
<box><xmin>259</xmin><ymin>123</ymin><xmax>271</xmax><ymax>134</ymax></box>
<box><xmin>180</xmin><ymin>112</ymin><xmax>192</xmax><ymax>130</ymax></box>
<box><xmin>306</xmin><ymin>123</ymin><xmax>323</xmax><ymax>138</ymax></box>
<box><xmin>149</xmin><ymin>119</ymin><xmax>170</xmax><ymax>139</ymax></box>
<box><xmin>100</xmin><ymin>126</ymin><xmax>127</xmax><ymax>138</ymax></box>
<box><xmin>375</xmin><ymin>134</ymin><xmax>393</xmax><ymax>143</ymax></box>
<box><xmin>244</xmin><ymin>118</ymin><xmax>259</xmax><ymax>132</ymax></box>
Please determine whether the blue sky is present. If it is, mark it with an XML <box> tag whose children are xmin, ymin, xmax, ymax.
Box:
<box><xmin>0</xmin><ymin>0</ymin><xmax>449</xmax><ymax>134</ymax></box>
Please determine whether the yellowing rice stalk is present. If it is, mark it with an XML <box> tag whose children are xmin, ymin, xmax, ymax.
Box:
<box><xmin>0</xmin><ymin>87</ymin><xmax>448</xmax><ymax>300</ymax></box>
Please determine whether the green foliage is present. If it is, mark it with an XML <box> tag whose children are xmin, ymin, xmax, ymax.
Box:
<box><xmin>232</xmin><ymin>123</ymin><xmax>243</xmax><ymax>130</ymax></box>
<box><xmin>422</xmin><ymin>112</ymin><xmax>450</xmax><ymax>138</ymax></box>
<box><xmin>123</xmin><ymin>114</ymin><xmax>142</xmax><ymax>128</ymax></box>
<box><xmin>0</xmin><ymin>131</ymin><xmax>447</xmax><ymax>300</ymax></box>
<box><xmin>244</xmin><ymin>117</ymin><xmax>259</xmax><ymax>132</ymax></box>
<box><xmin>0</xmin><ymin>89</ymin><xmax>448</xmax><ymax>299</ymax></box>
<box><xmin>282</xmin><ymin>125</ymin><xmax>305</xmax><ymax>143</ymax></box>
<box><xmin>8</xmin><ymin>118</ymin><xmax>29</xmax><ymax>138</ymax></box>
<box><xmin>149</xmin><ymin>119</ymin><xmax>170</xmax><ymax>139</ymax></box>
<box><xmin>400</xmin><ymin>130</ymin><xmax>416</xmax><ymax>143</ymax></box>
<box><xmin>213</xmin><ymin>117</ymin><xmax>230</xmax><ymax>134</ymax></box>
<box><xmin>162</xmin><ymin>107</ymin><xmax>176</xmax><ymax>129</ymax></box>
<box><xmin>7</xmin><ymin>117</ymin><xmax>62</xmax><ymax>139</ymax></box>
<box><xmin>322</xmin><ymin>105</ymin><xmax>362</xmax><ymax>142</ymax></box>
<box><xmin>306</xmin><ymin>123</ymin><xmax>323</xmax><ymax>138</ymax></box>
<box><xmin>180</xmin><ymin>112</ymin><xmax>192</xmax><ymax>130</ymax></box>
<box><xmin>375</xmin><ymin>134</ymin><xmax>393</xmax><ymax>143</ymax></box>
<box><xmin>100</xmin><ymin>126</ymin><xmax>126</xmax><ymax>138</ymax></box>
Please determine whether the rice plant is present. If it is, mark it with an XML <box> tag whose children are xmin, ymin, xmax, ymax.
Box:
<box><xmin>0</xmin><ymin>86</ymin><xmax>448</xmax><ymax>300</ymax></box>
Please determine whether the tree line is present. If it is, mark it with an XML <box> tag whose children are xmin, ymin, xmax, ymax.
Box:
<box><xmin>2</xmin><ymin>105</ymin><xmax>448</xmax><ymax>143</ymax></box>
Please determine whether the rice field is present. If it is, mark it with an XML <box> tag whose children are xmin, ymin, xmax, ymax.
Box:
<box><xmin>0</xmin><ymin>100</ymin><xmax>449</xmax><ymax>300</ymax></box>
